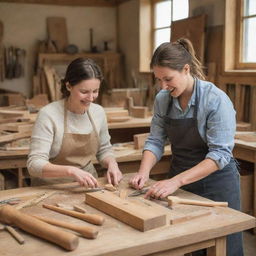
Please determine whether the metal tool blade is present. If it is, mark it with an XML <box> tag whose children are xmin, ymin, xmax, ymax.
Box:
<box><xmin>128</xmin><ymin>187</ymin><xmax>149</xmax><ymax>197</ymax></box>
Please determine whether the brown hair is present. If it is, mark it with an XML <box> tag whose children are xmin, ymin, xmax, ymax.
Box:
<box><xmin>150</xmin><ymin>38</ymin><xmax>205</xmax><ymax>80</ymax></box>
<box><xmin>61</xmin><ymin>58</ymin><xmax>104</xmax><ymax>98</ymax></box>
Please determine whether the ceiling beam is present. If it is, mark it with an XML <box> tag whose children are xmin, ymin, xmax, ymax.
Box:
<box><xmin>0</xmin><ymin>0</ymin><xmax>130</xmax><ymax>7</ymax></box>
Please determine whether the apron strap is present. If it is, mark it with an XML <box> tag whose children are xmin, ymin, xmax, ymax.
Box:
<box><xmin>87</xmin><ymin>108</ymin><xmax>100</xmax><ymax>147</ymax></box>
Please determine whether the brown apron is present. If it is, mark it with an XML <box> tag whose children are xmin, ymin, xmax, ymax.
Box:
<box><xmin>31</xmin><ymin>101</ymin><xmax>100</xmax><ymax>186</ymax></box>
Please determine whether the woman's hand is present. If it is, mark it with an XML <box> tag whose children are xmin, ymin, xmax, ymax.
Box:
<box><xmin>144</xmin><ymin>178</ymin><xmax>181</xmax><ymax>199</ymax></box>
<box><xmin>129</xmin><ymin>172</ymin><xmax>149</xmax><ymax>190</ymax></box>
<box><xmin>106</xmin><ymin>163</ymin><xmax>123</xmax><ymax>186</ymax></box>
<box><xmin>68</xmin><ymin>166</ymin><xmax>99</xmax><ymax>188</ymax></box>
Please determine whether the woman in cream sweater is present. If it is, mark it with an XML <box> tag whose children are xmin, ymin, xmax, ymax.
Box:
<box><xmin>27</xmin><ymin>58</ymin><xmax>122</xmax><ymax>187</ymax></box>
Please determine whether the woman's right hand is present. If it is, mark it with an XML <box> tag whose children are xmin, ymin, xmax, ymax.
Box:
<box><xmin>129</xmin><ymin>172</ymin><xmax>149</xmax><ymax>190</ymax></box>
<box><xmin>68</xmin><ymin>166</ymin><xmax>99</xmax><ymax>188</ymax></box>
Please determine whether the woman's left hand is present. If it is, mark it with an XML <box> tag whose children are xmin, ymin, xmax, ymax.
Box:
<box><xmin>144</xmin><ymin>178</ymin><xmax>181</xmax><ymax>199</ymax></box>
<box><xmin>106</xmin><ymin>163</ymin><xmax>123</xmax><ymax>186</ymax></box>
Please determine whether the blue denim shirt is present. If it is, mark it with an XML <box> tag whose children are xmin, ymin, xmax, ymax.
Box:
<box><xmin>144</xmin><ymin>79</ymin><xmax>236</xmax><ymax>170</ymax></box>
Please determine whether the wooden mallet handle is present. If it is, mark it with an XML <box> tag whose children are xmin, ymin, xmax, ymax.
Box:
<box><xmin>167</xmin><ymin>196</ymin><xmax>228</xmax><ymax>207</ymax></box>
<box><xmin>33</xmin><ymin>215</ymin><xmax>98</xmax><ymax>239</ymax></box>
<box><xmin>5</xmin><ymin>225</ymin><xmax>25</xmax><ymax>244</ymax></box>
<box><xmin>43</xmin><ymin>204</ymin><xmax>105</xmax><ymax>225</ymax></box>
<box><xmin>0</xmin><ymin>205</ymin><xmax>78</xmax><ymax>251</ymax></box>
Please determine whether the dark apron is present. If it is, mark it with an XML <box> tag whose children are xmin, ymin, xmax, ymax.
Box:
<box><xmin>163</xmin><ymin>80</ymin><xmax>243</xmax><ymax>256</ymax></box>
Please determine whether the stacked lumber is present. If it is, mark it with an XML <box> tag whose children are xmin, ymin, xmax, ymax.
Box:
<box><xmin>104</xmin><ymin>108</ymin><xmax>131</xmax><ymax>123</ymax></box>
<box><xmin>0</xmin><ymin>106</ymin><xmax>35</xmax><ymax>153</ymax></box>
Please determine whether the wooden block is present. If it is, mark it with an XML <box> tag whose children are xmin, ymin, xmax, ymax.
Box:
<box><xmin>126</xmin><ymin>96</ymin><xmax>148</xmax><ymax>118</ymax></box>
<box><xmin>104</xmin><ymin>108</ymin><xmax>129</xmax><ymax>120</ymax></box>
<box><xmin>85</xmin><ymin>190</ymin><xmax>166</xmax><ymax>231</ymax></box>
<box><xmin>5</xmin><ymin>94</ymin><xmax>25</xmax><ymax>106</ymax></box>
<box><xmin>130</xmin><ymin>106</ymin><xmax>148</xmax><ymax>118</ymax></box>
<box><xmin>26</xmin><ymin>94</ymin><xmax>49</xmax><ymax>109</ymax></box>
<box><xmin>133</xmin><ymin>133</ymin><xmax>150</xmax><ymax>149</ymax></box>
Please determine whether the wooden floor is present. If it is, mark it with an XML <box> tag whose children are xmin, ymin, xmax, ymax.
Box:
<box><xmin>244</xmin><ymin>230</ymin><xmax>256</xmax><ymax>255</ymax></box>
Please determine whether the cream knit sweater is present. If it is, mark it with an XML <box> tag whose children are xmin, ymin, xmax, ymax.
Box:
<box><xmin>27</xmin><ymin>99</ymin><xmax>114</xmax><ymax>178</ymax></box>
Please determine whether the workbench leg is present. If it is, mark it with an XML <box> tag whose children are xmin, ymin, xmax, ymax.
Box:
<box><xmin>207</xmin><ymin>237</ymin><xmax>226</xmax><ymax>256</ymax></box>
<box><xmin>18</xmin><ymin>168</ymin><xmax>23</xmax><ymax>188</ymax></box>
<box><xmin>254</xmin><ymin>162</ymin><xmax>256</xmax><ymax>234</ymax></box>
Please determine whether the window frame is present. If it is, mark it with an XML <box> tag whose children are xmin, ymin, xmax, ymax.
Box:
<box><xmin>152</xmin><ymin>0</ymin><xmax>172</xmax><ymax>51</ymax></box>
<box><xmin>235</xmin><ymin>0</ymin><xmax>256</xmax><ymax>69</ymax></box>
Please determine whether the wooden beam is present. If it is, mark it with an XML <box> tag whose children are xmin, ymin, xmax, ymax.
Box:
<box><xmin>85</xmin><ymin>190</ymin><xmax>167</xmax><ymax>231</ymax></box>
<box><xmin>0</xmin><ymin>0</ymin><xmax>129</xmax><ymax>6</ymax></box>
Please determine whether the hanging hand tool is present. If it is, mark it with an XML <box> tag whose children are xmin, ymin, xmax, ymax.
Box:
<box><xmin>167</xmin><ymin>196</ymin><xmax>228</xmax><ymax>207</ymax></box>
<box><xmin>43</xmin><ymin>204</ymin><xmax>105</xmax><ymax>225</ymax></box>
<box><xmin>0</xmin><ymin>205</ymin><xmax>79</xmax><ymax>251</ymax></box>
<box><xmin>32</xmin><ymin>215</ymin><xmax>98</xmax><ymax>239</ymax></box>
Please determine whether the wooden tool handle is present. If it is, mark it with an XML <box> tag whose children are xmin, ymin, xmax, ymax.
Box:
<box><xmin>5</xmin><ymin>225</ymin><xmax>25</xmax><ymax>244</ymax></box>
<box><xmin>0</xmin><ymin>205</ymin><xmax>78</xmax><ymax>251</ymax></box>
<box><xmin>33</xmin><ymin>215</ymin><xmax>98</xmax><ymax>239</ymax></box>
<box><xmin>43</xmin><ymin>204</ymin><xmax>105</xmax><ymax>225</ymax></box>
<box><xmin>167</xmin><ymin>196</ymin><xmax>228</xmax><ymax>207</ymax></box>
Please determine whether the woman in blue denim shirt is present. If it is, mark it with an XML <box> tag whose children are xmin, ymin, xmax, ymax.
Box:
<box><xmin>129</xmin><ymin>38</ymin><xmax>243</xmax><ymax>256</ymax></box>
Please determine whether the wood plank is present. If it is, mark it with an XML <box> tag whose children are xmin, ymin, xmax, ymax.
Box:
<box><xmin>47</xmin><ymin>17</ymin><xmax>68</xmax><ymax>52</ymax></box>
<box><xmin>0</xmin><ymin>122</ymin><xmax>33</xmax><ymax>133</ymax></box>
<box><xmin>85</xmin><ymin>190</ymin><xmax>167</xmax><ymax>231</ymax></box>
<box><xmin>170</xmin><ymin>209</ymin><xmax>211</xmax><ymax>225</ymax></box>
<box><xmin>0</xmin><ymin>130</ymin><xmax>31</xmax><ymax>143</ymax></box>
<box><xmin>171</xmin><ymin>14</ymin><xmax>206</xmax><ymax>63</ymax></box>
<box><xmin>0</xmin><ymin>0</ymin><xmax>124</xmax><ymax>7</ymax></box>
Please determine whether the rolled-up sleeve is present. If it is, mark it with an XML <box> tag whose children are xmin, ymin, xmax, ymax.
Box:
<box><xmin>144</xmin><ymin>92</ymin><xmax>168</xmax><ymax>161</ymax></box>
<box><xmin>205</xmin><ymin>91</ymin><xmax>236</xmax><ymax>170</ymax></box>
<box><xmin>27</xmin><ymin>110</ymin><xmax>54</xmax><ymax>178</ymax></box>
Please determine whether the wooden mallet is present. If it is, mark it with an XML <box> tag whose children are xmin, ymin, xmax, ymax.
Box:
<box><xmin>167</xmin><ymin>196</ymin><xmax>228</xmax><ymax>207</ymax></box>
<box><xmin>0</xmin><ymin>205</ymin><xmax>79</xmax><ymax>251</ymax></box>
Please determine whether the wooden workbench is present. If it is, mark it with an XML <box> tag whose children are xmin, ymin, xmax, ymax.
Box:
<box><xmin>0</xmin><ymin>143</ymin><xmax>171</xmax><ymax>188</ymax></box>
<box><xmin>108</xmin><ymin>116</ymin><xmax>151</xmax><ymax>143</ymax></box>
<box><xmin>234</xmin><ymin>131</ymin><xmax>256</xmax><ymax>229</ymax></box>
<box><xmin>0</xmin><ymin>174</ymin><xmax>255</xmax><ymax>256</ymax></box>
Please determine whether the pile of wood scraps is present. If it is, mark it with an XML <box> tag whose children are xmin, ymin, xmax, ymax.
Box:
<box><xmin>105</xmin><ymin>107</ymin><xmax>131</xmax><ymax>123</ymax></box>
<box><xmin>0</xmin><ymin>106</ymin><xmax>35</xmax><ymax>153</ymax></box>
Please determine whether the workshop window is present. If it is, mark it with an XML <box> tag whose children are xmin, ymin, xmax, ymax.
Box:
<box><xmin>152</xmin><ymin>0</ymin><xmax>189</xmax><ymax>50</ymax></box>
<box><xmin>236</xmin><ymin>0</ymin><xmax>256</xmax><ymax>68</ymax></box>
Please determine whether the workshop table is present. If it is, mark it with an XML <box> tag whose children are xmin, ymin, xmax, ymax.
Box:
<box><xmin>0</xmin><ymin>174</ymin><xmax>255</xmax><ymax>256</ymax></box>
<box><xmin>234</xmin><ymin>131</ymin><xmax>256</xmax><ymax>231</ymax></box>
<box><xmin>0</xmin><ymin>143</ymin><xmax>171</xmax><ymax>188</ymax></box>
